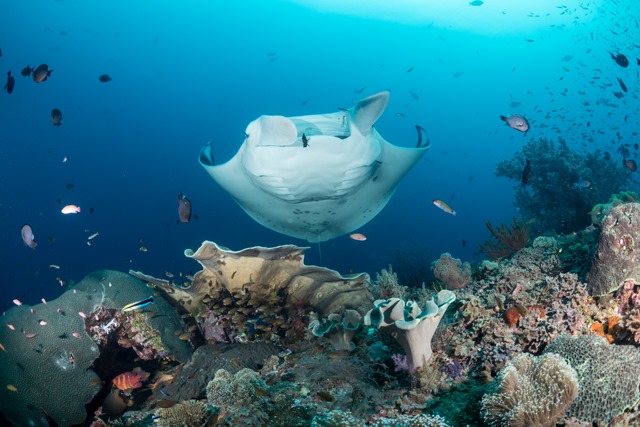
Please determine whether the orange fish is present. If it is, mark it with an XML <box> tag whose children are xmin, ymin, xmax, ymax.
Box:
<box><xmin>78</xmin><ymin>312</ymin><xmax>87</xmax><ymax>319</ymax></box>
<box><xmin>6</xmin><ymin>384</ymin><xmax>17</xmax><ymax>392</ymax></box>
<box><xmin>41</xmin><ymin>298</ymin><xmax>47</xmax><ymax>304</ymax></box>
<box><xmin>349</xmin><ymin>233</ymin><xmax>367</xmax><ymax>241</ymax></box>
<box><xmin>0</xmin><ymin>343</ymin><xmax>7</xmax><ymax>352</ymax></box>
<box><xmin>72</xmin><ymin>332</ymin><xmax>81</xmax><ymax>339</ymax></box>
<box><xmin>433</xmin><ymin>199</ymin><xmax>456</xmax><ymax>216</ymax></box>
<box><xmin>61</xmin><ymin>205</ymin><xmax>81</xmax><ymax>214</ymax></box>
<box><xmin>112</xmin><ymin>368</ymin><xmax>149</xmax><ymax>391</ymax></box>
<box><xmin>7</xmin><ymin>324</ymin><xmax>15</xmax><ymax>330</ymax></box>
<box><xmin>12</xmin><ymin>299</ymin><xmax>22</xmax><ymax>306</ymax></box>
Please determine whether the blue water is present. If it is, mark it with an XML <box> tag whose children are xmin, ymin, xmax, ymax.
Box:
<box><xmin>1</xmin><ymin>0</ymin><xmax>638</xmax><ymax>313</ymax></box>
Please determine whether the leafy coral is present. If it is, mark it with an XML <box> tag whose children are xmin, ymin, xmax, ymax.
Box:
<box><xmin>495</xmin><ymin>137</ymin><xmax>631</xmax><ymax>234</ymax></box>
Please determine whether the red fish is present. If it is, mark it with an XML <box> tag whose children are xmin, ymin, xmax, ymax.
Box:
<box><xmin>177</xmin><ymin>193</ymin><xmax>192</xmax><ymax>223</ymax></box>
<box><xmin>112</xmin><ymin>368</ymin><xmax>149</xmax><ymax>391</ymax></box>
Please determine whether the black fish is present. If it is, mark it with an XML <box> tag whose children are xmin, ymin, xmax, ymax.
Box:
<box><xmin>613</xmin><ymin>91</ymin><xmax>624</xmax><ymax>99</ymax></box>
<box><xmin>302</xmin><ymin>133</ymin><xmax>309</xmax><ymax>148</ymax></box>
<box><xmin>4</xmin><ymin>71</ymin><xmax>14</xmax><ymax>94</ymax></box>
<box><xmin>610</xmin><ymin>52</ymin><xmax>629</xmax><ymax>67</ymax></box>
<box><xmin>32</xmin><ymin>64</ymin><xmax>53</xmax><ymax>83</ymax></box>
<box><xmin>177</xmin><ymin>192</ymin><xmax>192</xmax><ymax>223</ymax></box>
<box><xmin>522</xmin><ymin>159</ymin><xmax>531</xmax><ymax>184</ymax></box>
<box><xmin>21</xmin><ymin>65</ymin><xmax>32</xmax><ymax>77</ymax></box>
<box><xmin>99</xmin><ymin>74</ymin><xmax>111</xmax><ymax>82</ymax></box>
<box><xmin>617</xmin><ymin>77</ymin><xmax>628</xmax><ymax>92</ymax></box>
<box><xmin>51</xmin><ymin>108</ymin><xmax>62</xmax><ymax>127</ymax></box>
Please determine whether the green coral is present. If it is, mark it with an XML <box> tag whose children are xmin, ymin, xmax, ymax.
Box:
<box><xmin>544</xmin><ymin>334</ymin><xmax>640</xmax><ymax>425</ymax></box>
<box><xmin>495</xmin><ymin>137</ymin><xmax>631</xmax><ymax>235</ymax></box>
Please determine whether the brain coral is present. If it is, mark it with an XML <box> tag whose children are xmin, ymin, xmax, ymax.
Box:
<box><xmin>0</xmin><ymin>269</ymin><xmax>191</xmax><ymax>426</ymax></box>
<box><xmin>544</xmin><ymin>334</ymin><xmax>640</xmax><ymax>425</ymax></box>
<box><xmin>481</xmin><ymin>353</ymin><xmax>578</xmax><ymax>427</ymax></box>
<box><xmin>587</xmin><ymin>202</ymin><xmax>640</xmax><ymax>296</ymax></box>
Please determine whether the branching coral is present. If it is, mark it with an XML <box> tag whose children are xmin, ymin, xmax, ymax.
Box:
<box><xmin>480</xmin><ymin>353</ymin><xmax>578</xmax><ymax>427</ymax></box>
<box><xmin>431</xmin><ymin>253</ymin><xmax>471</xmax><ymax>289</ymax></box>
<box><xmin>495</xmin><ymin>137</ymin><xmax>631</xmax><ymax>234</ymax></box>
<box><xmin>479</xmin><ymin>217</ymin><xmax>530</xmax><ymax>260</ymax></box>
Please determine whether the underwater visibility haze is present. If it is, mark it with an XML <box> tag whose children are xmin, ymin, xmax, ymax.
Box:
<box><xmin>1</xmin><ymin>0</ymin><xmax>640</xmax><ymax>426</ymax></box>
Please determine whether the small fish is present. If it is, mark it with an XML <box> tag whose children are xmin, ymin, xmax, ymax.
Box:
<box><xmin>99</xmin><ymin>74</ymin><xmax>112</xmax><ymax>82</ymax></box>
<box><xmin>406</xmin><ymin>66</ymin><xmax>414</xmax><ymax>73</ymax></box>
<box><xmin>49</xmin><ymin>264</ymin><xmax>60</xmax><ymax>269</ymax></box>
<box><xmin>165</xmin><ymin>271</ymin><xmax>174</xmax><ymax>278</ymax></box>
<box><xmin>61</xmin><ymin>205</ymin><xmax>81</xmax><ymax>214</ymax></box>
<box><xmin>4</xmin><ymin>71</ymin><xmax>15</xmax><ymax>94</ymax></box>
<box><xmin>0</xmin><ymin>343</ymin><xmax>6</xmax><ymax>352</ymax></box>
<box><xmin>41</xmin><ymin>298</ymin><xmax>47</xmax><ymax>304</ymax></box>
<box><xmin>24</xmin><ymin>332</ymin><xmax>37</xmax><ymax>339</ymax></box>
<box><xmin>6</xmin><ymin>384</ymin><xmax>17</xmax><ymax>392</ymax></box>
<box><xmin>349</xmin><ymin>233</ymin><xmax>367</xmax><ymax>241</ymax></box>
<box><xmin>39</xmin><ymin>320</ymin><xmax>47</xmax><ymax>326</ymax></box>
<box><xmin>122</xmin><ymin>296</ymin><xmax>154</xmax><ymax>312</ymax></box>
<box><xmin>433</xmin><ymin>199</ymin><xmax>456</xmax><ymax>216</ymax></box>
<box><xmin>72</xmin><ymin>332</ymin><xmax>81</xmax><ymax>339</ymax></box>
<box><xmin>32</xmin><ymin>64</ymin><xmax>53</xmax><ymax>82</ymax></box>
<box><xmin>139</xmin><ymin>246</ymin><xmax>148</xmax><ymax>252</ymax></box>
<box><xmin>624</xmin><ymin>159</ymin><xmax>638</xmax><ymax>171</ymax></box>
<box><xmin>178</xmin><ymin>332</ymin><xmax>192</xmax><ymax>341</ymax></box>
<box><xmin>20</xmin><ymin>224</ymin><xmax>37</xmax><ymax>249</ymax></box>
<box><xmin>469</xmin><ymin>0</ymin><xmax>483</xmax><ymax>5</ymax></box>
<box><xmin>617</xmin><ymin>77</ymin><xmax>628</xmax><ymax>92</ymax></box>
<box><xmin>500</xmin><ymin>114</ymin><xmax>530</xmax><ymax>133</ymax></box>
<box><xmin>12</xmin><ymin>299</ymin><xmax>22</xmax><ymax>306</ymax></box>
<box><xmin>78</xmin><ymin>311</ymin><xmax>87</xmax><ymax>319</ymax></box>
<box><xmin>177</xmin><ymin>192</ymin><xmax>192</xmax><ymax>223</ymax></box>
<box><xmin>7</xmin><ymin>324</ymin><xmax>15</xmax><ymax>330</ymax></box>
<box><xmin>51</xmin><ymin>108</ymin><xmax>62</xmax><ymax>127</ymax></box>
<box><xmin>610</xmin><ymin>52</ymin><xmax>629</xmax><ymax>67</ymax></box>
<box><xmin>522</xmin><ymin>159</ymin><xmax>531</xmax><ymax>184</ymax></box>
<box><xmin>87</xmin><ymin>232</ymin><xmax>99</xmax><ymax>240</ymax></box>
<box><xmin>302</xmin><ymin>133</ymin><xmax>310</xmax><ymax>148</ymax></box>
<box><xmin>20</xmin><ymin>65</ymin><xmax>32</xmax><ymax>77</ymax></box>
<box><xmin>574</xmin><ymin>177</ymin><xmax>591</xmax><ymax>189</ymax></box>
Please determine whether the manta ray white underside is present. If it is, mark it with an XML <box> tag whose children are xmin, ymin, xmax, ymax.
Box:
<box><xmin>199</xmin><ymin>91</ymin><xmax>430</xmax><ymax>243</ymax></box>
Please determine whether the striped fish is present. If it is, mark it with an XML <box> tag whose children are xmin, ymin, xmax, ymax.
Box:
<box><xmin>121</xmin><ymin>296</ymin><xmax>154</xmax><ymax>312</ymax></box>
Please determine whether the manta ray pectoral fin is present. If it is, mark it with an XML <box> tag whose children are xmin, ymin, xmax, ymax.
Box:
<box><xmin>351</xmin><ymin>91</ymin><xmax>390</xmax><ymax>134</ymax></box>
<box><xmin>415</xmin><ymin>125</ymin><xmax>431</xmax><ymax>149</ymax></box>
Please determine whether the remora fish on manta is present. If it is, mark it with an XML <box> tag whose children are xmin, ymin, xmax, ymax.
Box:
<box><xmin>198</xmin><ymin>91</ymin><xmax>431</xmax><ymax>243</ymax></box>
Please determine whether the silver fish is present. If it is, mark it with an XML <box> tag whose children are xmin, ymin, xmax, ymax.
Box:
<box><xmin>500</xmin><ymin>114</ymin><xmax>529</xmax><ymax>133</ymax></box>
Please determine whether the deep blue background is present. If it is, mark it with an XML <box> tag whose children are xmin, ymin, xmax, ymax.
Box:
<box><xmin>1</xmin><ymin>0</ymin><xmax>638</xmax><ymax>311</ymax></box>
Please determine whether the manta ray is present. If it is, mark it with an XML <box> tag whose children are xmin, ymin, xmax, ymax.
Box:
<box><xmin>199</xmin><ymin>91</ymin><xmax>430</xmax><ymax>243</ymax></box>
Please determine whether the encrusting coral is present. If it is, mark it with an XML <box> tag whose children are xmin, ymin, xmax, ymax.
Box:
<box><xmin>364</xmin><ymin>290</ymin><xmax>456</xmax><ymax>370</ymax></box>
<box><xmin>431</xmin><ymin>252</ymin><xmax>471</xmax><ymax>289</ymax></box>
<box><xmin>586</xmin><ymin>202</ymin><xmax>640</xmax><ymax>296</ymax></box>
<box><xmin>544</xmin><ymin>334</ymin><xmax>640</xmax><ymax>425</ymax></box>
<box><xmin>480</xmin><ymin>353</ymin><xmax>578</xmax><ymax>427</ymax></box>
<box><xmin>154</xmin><ymin>399</ymin><xmax>210</xmax><ymax>427</ymax></box>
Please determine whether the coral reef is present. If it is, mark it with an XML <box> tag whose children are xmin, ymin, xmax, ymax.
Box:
<box><xmin>480</xmin><ymin>353</ymin><xmax>578</xmax><ymax>427</ymax></box>
<box><xmin>544</xmin><ymin>334</ymin><xmax>640</xmax><ymax>425</ymax></box>
<box><xmin>206</xmin><ymin>368</ymin><xmax>269</xmax><ymax>425</ymax></box>
<box><xmin>152</xmin><ymin>241</ymin><xmax>372</xmax><ymax>345</ymax></box>
<box><xmin>0</xmin><ymin>269</ymin><xmax>191</xmax><ymax>427</ymax></box>
<box><xmin>155</xmin><ymin>400</ymin><xmax>210</xmax><ymax>427</ymax></box>
<box><xmin>370</xmin><ymin>265</ymin><xmax>408</xmax><ymax>300</ymax></box>
<box><xmin>588</xmin><ymin>190</ymin><xmax>639</xmax><ymax>225</ymax></box>
<box><xmin>479</xmin><ymin>217</ymin><xmax>531</xmax><ymax>260</ymax></box>
<box><xmin>495</xmin><ymin>137</ymin><xmax>630</xmax><ymax>234</ymax></box>
<box><xmin>431</xmin><ymin>252</ymin><xmax>471</xmax><ymax>289</ymax></box>
<box><xmin>309</xmin><ymin>309</ymin><xmax>362</xmax><ymax>351</ymax></box>
<box><xmin>586</xmin><ymin>202</ymin><xmax>640</xmax><ymax>296</ymax></box>
<box><xmin>311</xmin><ymin>410</ymin><xmax>452</xmax><ymax>426</ymax></box>
<box><xmin>364</xmin><ymin>290</ymin><xmax>456</xmax><ymax>370</ymax></box>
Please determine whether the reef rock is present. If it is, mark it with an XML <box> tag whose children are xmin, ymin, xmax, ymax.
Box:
<box><xmin>162</xmin><ymin>241</ymin><xmax>372</xmax><ymax>318</ymax></box>
<box><xmin>587</xmin><ymin>203</ymin><xmax>640</xmax><ymax>296</ymax></box>
<box><xmin>0</xmin><ymin>270</ymin><xmax>191</xmax><ymax>427</ymax></box>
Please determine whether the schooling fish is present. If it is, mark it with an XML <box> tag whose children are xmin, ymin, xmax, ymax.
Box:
<box><xmin>20</xmin><ymin>65</ymin><xmax>32</xmax><ymax>77</ymax></box>
<box><xmin>522</xmin><ymin>159</ymin><xmax>531</xmax><ymax>184</ymax></box>
<box><xmin>609</xmin><ymin>52</ymin><xmax>629</xmax><ymax>67</ymax></box>
<box><xmin>177</xmin><ymin>192</ymin><xmax>192</xmax><ymax>223</ymax></box>
<box><xmin>4</xmin><ymin>71</ymin><xmax>14</xmax><ymax>94</ymax></box>
<box><xmin>122</xmin><ymin>296</ymin><xmax>154</xmax><ymax>312</ymax></box>
<box><xmin>32</xmin><ymin>64</ymin><xmax>53</xmax><ymax>83</ymax></box>
<box><xmin>51</xmin><ymin>108</ymin><xmax>62</xmax><ymax>127</ymax></box>
<box><xmin>500</xmin><ymin>114</ymin><xmax>529</xmax><ymax>133</ymax></box>
<box><xmin>99</xmin><ymin>74</ymin><xmax>112</xmax><ymax>82</ymax></box>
